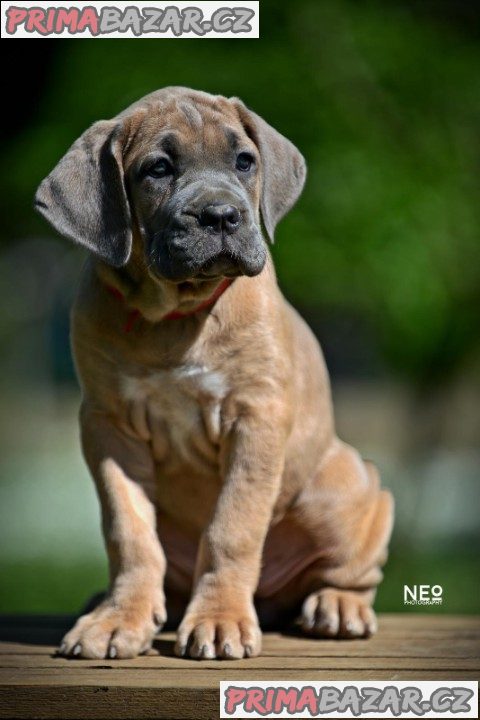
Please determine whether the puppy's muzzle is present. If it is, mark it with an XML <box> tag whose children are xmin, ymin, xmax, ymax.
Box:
<box><xmin>150</xmin><ymin>191</ymin><xmax>266</xmax><ymax>282</ymax></box>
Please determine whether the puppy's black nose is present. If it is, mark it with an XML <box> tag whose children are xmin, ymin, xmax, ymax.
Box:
<box><xmin>199</xmin><ymin>204</ymin><xmax>241</xmax><ymax>234</ymax></box>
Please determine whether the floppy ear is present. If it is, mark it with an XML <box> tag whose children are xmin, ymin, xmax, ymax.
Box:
<box><xmin>233</xmin><ymin>99</ymin><xmax>306</xmax><ymax>241</ymax></box>
<box><xmin>34</xmin><ymin>119</ymin><xmax>132</xmax><ymax>267</ymax></box>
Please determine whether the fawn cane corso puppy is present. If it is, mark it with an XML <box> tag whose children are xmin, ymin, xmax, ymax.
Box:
<box><xmin>35</xmin><ymin>87</ymin><xmax>394</xmax><ymax>660</ymax></box>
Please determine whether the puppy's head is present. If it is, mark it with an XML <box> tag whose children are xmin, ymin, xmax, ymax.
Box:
<box><xmin>35</xmin><ymin>87</ymin><xmax>306</xmax><ymax>284</ymax></box>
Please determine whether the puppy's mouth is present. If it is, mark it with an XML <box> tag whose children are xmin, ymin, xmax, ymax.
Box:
<box><xmin>195</xmin><ymin>251</ymin><xmax>243</xmax><ymax>280</ymax></box>
<box><xmin>148</xmin><ymin>220</ymin><xmax>268</xmax><ymax>283</ymax></box>
<box><xmin>150</xmin><ymin>248</ymin><xmax>255</xmax><ymax>283</ymax></box>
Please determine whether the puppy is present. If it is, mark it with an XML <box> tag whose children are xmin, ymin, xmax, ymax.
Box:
<box><xmin>35</xmin><ymin>87</ymin><xmax>394</xmax><ymax>660</ymax></box>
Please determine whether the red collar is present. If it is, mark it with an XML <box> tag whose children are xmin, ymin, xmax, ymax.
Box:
<box><xmin>105</xmin><ymin>278</ymin><xmax>232</xmax><ymax>333</ymax></box>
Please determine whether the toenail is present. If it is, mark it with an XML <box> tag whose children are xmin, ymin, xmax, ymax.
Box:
<box><xmin>72</xmin><ymin>644</ymin><xmax>82</xmax><ymax>656</ymax></box>
<box><xmin>108</xmin><ymin>646</ymin><xmax>117</xmax><ymax>659</ymax></box>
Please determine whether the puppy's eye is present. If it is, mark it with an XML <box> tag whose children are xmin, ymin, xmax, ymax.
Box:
<box><xmin>236</xmin><ymin>152</ymin><xmax>254</xmax><ymax>172</ymax></box>
<box><xmin>147</xmin><ymin>158</ymin><xmax>173</xmax><ymax>179</ymax></box>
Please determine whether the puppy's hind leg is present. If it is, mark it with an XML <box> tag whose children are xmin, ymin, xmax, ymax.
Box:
<box><xmin>294</xmin><ymin>444</ymin><xmax>394</xmax><ymax>639</ymax></box>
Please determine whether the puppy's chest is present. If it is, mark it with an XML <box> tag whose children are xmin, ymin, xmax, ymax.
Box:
<box><xmin>120</xmin><ymin>365</ymin><xmax>228</xmax><ymax>471</ymax></box>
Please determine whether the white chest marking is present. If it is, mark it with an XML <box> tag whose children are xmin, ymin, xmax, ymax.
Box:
<box><xmin>120</xmin><ymin>366</ymin><xmax>228</xmax><ymax>460</ymax></box>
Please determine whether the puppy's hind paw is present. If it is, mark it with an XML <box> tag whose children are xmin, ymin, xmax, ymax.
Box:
<box><xmin>298</xmin><ymin>588</ymin><xmax>377</xmax><ymax>639</ymax></box>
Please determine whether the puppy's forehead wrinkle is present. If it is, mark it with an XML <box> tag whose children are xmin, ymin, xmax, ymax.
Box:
<box><xmin>120</xmin><ymin>86</ymin><xmax>225</xmax><ymax>114</ymax></box>
<box><xmin>176</xmin><ymin>100</ymin><xmax>204</xmax><ymax>130</ymax></box>
<box><xmin>224</xmin><ymin>127</ymin><xmax>242</xmax><ymax>150</ymax></box>
<box><xmin>125</xmin><ymin>105</ymin><xmax>246</xmax><ymax>166</ymax></box>
<box><xmin>159</xmin><ymin>131</ymin><xmax>181</xmax><ymax>157</ymax></box>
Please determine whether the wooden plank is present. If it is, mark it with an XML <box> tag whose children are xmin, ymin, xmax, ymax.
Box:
<box><xmin>0</xmin><ymin>686</ymin><xmax>218</xmax><ymax>720</ymax></box>
<box><xmin>1</xmin><ymin>613</ymin><xmax>478</xmax><ymax>649</ymax></box>
<box><xmin>0</xmin><ymin>615</ymin><xmax>478</xmax><ymax>720</ymax></box>
<box><xmin>1</xmin><ymin>654</ymin><xmax>479</xmax><ymax>671</ymax></box>
<box><xmin>1</xmin><ymin>675</ymin><xmax>480</xmax><ymax>720</ymax></box>
<box><xmin>1</xmin><ymin>613</ymin><xmax>479</xmax><ymax>634</ymax></box>
<box><xmin>2</xmin><ymin>626</ymin><xmax>479</xmax><ymax>660</ymax></box>
<box><xmin>1</xmin><ymin>666</ymin><xmax>479</xmax><ymax>688</ymax></box>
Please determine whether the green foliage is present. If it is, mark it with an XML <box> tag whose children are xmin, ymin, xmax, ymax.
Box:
<box><xmin>376</xmin><ymin>542</ymin><xmax>480</xmax><ymax>614</ymax></box>
<box><xmin>1</xmin><ymin>0</ymin><xmax>479</xmax><ymax>382</ymax></box>
<box><xmin>0</xmin><ymin>558</ymin><xmax>108</xmax><ymax>615</ymax></box>
<box><xmin>1</xmin><ymin>543</ymin><xmax>479</xmax><ymax>614</ymax></box>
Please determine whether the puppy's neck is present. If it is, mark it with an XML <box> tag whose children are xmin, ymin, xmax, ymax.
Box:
<box><xmin>96</xmin><ymin>258</ymin><xmax>233</xmax><ymax>324</ymax></box>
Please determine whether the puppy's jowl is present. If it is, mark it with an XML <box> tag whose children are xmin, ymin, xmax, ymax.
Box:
<box><xmin>36</xmin><ymin>87</ymin><xmax>394</xmax><ymax>660</ymax></box>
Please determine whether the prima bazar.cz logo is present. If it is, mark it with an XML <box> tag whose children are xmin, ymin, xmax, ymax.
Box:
<box><xmin>1</xmin><ymin>1</ymin><xmax>259</xmax><ymax>38</ymax></box>
<box><xmin>404</xmin><ymin>584</ymin><xmax>443</xmax><ymax>606</ymax></box>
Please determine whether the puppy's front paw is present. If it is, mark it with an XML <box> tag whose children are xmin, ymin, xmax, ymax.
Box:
<box><xmin>59</xmin><ymin>593</ymin><xmax>166</xmax><ymax>659</ymax></box>
<box><xmin>175</xmin><ymin>603</ymin><xmax>261</xmax><ymax>660</ymax></box>
<box><xmin>298</xmin><ymin>588</ymin><xmax>377</xmax><ymax>639</ymax></box>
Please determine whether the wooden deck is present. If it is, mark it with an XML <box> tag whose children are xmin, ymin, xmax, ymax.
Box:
<box><xmin>0</xmin><ymin>614</ymin><xmax>478</xmax><ymax>719</ymax></box>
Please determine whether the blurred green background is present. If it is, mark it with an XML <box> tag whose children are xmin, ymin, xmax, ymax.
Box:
<box><xmin>0</xmin><ymin>0</ymin><xmax>479</xmax><ymax>617</ymax></box>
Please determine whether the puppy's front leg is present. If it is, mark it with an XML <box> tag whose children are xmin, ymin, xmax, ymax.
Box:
<box><xmin>176</xmin><ymin>400</ymin><xmax>286</xmax><ymax>660</ymax></box>
<box><xmin>60</xmin><ymin>406</ymin><xmax>166</xmax><ymax>659</ymax></box>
